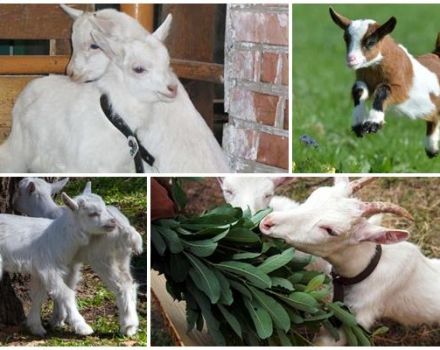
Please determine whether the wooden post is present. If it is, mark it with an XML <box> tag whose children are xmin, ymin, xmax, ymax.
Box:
<box><xmin>120</xmin><ymin>4</ymin><xmax>154</xmax><ymax>32</ymax></box>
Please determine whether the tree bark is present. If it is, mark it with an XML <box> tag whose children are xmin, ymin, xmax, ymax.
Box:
<box><xmin>0</xmin><ymin>177</ymin><xmax>25</xmax><ymax>325</ymax></box>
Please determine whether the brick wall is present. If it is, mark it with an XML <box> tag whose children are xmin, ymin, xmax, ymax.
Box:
<box><xmin>223</xmin><ymin>4</ymin><xmax>289</xmax><ymax>173</ymax></box>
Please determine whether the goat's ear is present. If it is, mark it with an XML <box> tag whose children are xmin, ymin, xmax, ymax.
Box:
<box><xmin>91</xmin><ymin>16</ymin><xmax>117</xmax><ymax>36</ymax></box>
<box><xmin>354</xmin><ymin>222</ymin><xmax>409</xmax><ymax>244</ymax></box>
<box><xmin>371</xmin><ymin>17</ymin><xmax>397</xmax><ymax>41</ymax></box>
<box><xmin>51</xmin><ymin>178</ymin><xmax>69</xmax><ymax>195</ymax></box>
<box><xmin>62</xmin><ymin>192</ymin><xmax>79</xmax><ymax>211</ymax></box>
<box><xmin>83</xmin><ymin>181</ymin><xmax>92</xmax><ymax>195</ymax></box>
<box><xmin>153</xmin><ymin>14</ymin><xmax>172</xmax><ymax>42</ymax></box>
<box><xmin>60</xmin><ymin>4</ymin><xmax>84</xmax><ymax>20</ymax></box>
<box><xmin>329</xmin><ymin>7</ymin><xmax>351</xmax><ymax>30</ymax></box>
<box><xmin>27</xmin><ymin>181</ymin><xmax>36</xmax><ymax>194</ymax></box>
<box><xmin>90</xmin><ymin>29</ymin><xmax>124</xmax><ymax>61</ymax></box>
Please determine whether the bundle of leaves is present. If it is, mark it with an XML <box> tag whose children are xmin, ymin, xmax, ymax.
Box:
<box><xmin>151</xmin><ymin>204</ymin><xmax>371</xmax><ymax>346</ymax></box>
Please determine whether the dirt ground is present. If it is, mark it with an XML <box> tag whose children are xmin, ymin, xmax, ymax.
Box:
<box><xmin>151</xmin><ymin>176</ymin><xmax>440</xmax><ymax>346</ymax></box>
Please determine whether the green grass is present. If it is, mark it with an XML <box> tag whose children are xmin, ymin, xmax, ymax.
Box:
<box><xmin>292</xmin><ymin>4</ymin><xmax>440</xmax><ymax>173</ymax></box>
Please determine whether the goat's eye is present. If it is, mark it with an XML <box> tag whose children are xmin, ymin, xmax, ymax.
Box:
<box><xmin>88</xmin><ymin>212</ymin><xmax>99</xmax><ymax>217</ymax></box>
<box><xmin>321</xmin><ymin>226</ymin><xmax>337</xmax><ymax>236</ymax></box>
<box><xmin>133</xmin><ymin>66</ymin><xmax>146</xmax><ymax>74</ymax></box>
<box><xmin>264</xmin><ymin>193</ymin><xmax>272</xmax><ymax>199</ymax></box>
<box><xmin>90</xmin><ymin>44</ymin><xmax>100</xmax><ymax>50</ymax></box>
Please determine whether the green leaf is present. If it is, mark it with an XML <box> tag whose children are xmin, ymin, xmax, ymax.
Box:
<box><xmin>151</xmin><ymin>226</ymin><xmax>166</xmax><ymax>255</ymax></box>
<box><xmin>184</xmin><ymin>214</ymin><xmax>239</xmax><ymax>226</ymax></box>
<box><xmin>279</xmin><ymin>292</ymin><xmax>319</xmax><ymax>313</ymax></box>
<box><xmin>286</xmin><ymin>309</ymin><xmax>304</xmax><ymax>324</ymax></box>
<box><xmin>327</xmin><ymin>302</ymin><xmax>357</xmax><ymax>327</ymax></box>
<box><xmin>257</xmin><ymin>247</ymin><xmax>295</xmax><ymax>274</ymax></box>
<box><xmin>248</xmin><ymin>286</ymin><xmax>290</xmax><ymax>332</ymax></box>
<box><xmin>216</xmin><ymin>261</ymin><xmax>272</xmax><ymax>289</ymax></box>
<box><xmin>249</xmin><ymin>207</ymin><xmax>273</xmax><ymax>228</ymax></box>
<box><xmin>156</xmin><ymin>226</ymin><xmax>183</xmax><ymax>254</ymax></box>
<box><xmin>192</xmin><ymin>226</ymin><xmax>230</xmax><ymax>238</ymax></box>
<box><xmin>171</xmin><ymin>180</ymin><xmax>187</xmax><ymax>210</ymax></box>
<box><xmin>303</xmin><ymin>310</ymin><xmax>334</xmax><ymax>322</ymax></box>
<box><xmin>232</xmin><ymin>251</ymin><xmax>262</xmax><ymax>260</ymax></box>
<box><xmin>305</xmin><ymin>274</ymin><xmax>326</xmax><ymax>292</ymax></box>
<box><xmin>270</xmin><ymin>277</ymin><xmax>294</xmax><ymax>292</ymax></box>
<box><xmin>218</xmin><ymin>304</ymin><xmax>242</xmax><ymax>338</ymax></box>
<box><xmin>243</xmin><ymin>298</ymin><xmax>273</xmax><ymax>339</ymax></box>
<box><xmin>224</xmin><ymin>227</ymin><xmax>261</xmax><ymax>244</ymax></box>
<box><xmin>204</xmin><ymin>205</ymin><xmax>242</xmax><ymax>218</ymax></box>
<box><xmin>185</xmin><ymin>252</ymin><xmax>221</xmax><ymax>304</ymax></box>
<box><xmin>186</xmin><ymin>308</ymin><xmax>199</xmax><ymax>332</ymax></box>
<box><xmin>309</xmin><ymin>285</ymin><xmax>331</xmax><ymax>301</ymax></box>
<box><xmin>343</xmin><ymin>325</ymin><xmax>358</xmax><ymax>346</ymax></box>
<box><xmin>322</xmin><ymin>319</ymin><xmax>340</xmax><ymax>342</ymax></box>
<box><xmin>169</xmin><ymin>253</ymin><xmax>190</xmax><ymax>282</ymax></box>
<box><xmin>372</xmin><ymin>326</ymin><xmax>389</xmax><ymax>337</ymax></box>
<box><xmin>213</xmin><ymin>270</ymin><xmax>233</xmax><ymax>305</ymax></box>
<box><xmin>229</xmin><ymin>280</ymin><xmax>252</xmax><ymax>300</ymax></box>
<box><xmin>277</xmin><ymin>329</ymin><xmax>292</xmax><ymax>346</ymax></box>
<box><xmin>181</xmin><ymin>238</ymin><xmax>217</xmax><ymax>257</ymax></box>
<box><xmin>352</xmin><ymin>325</ymin><xmax>371</xmax><ymax>346</ymax></box>
<box><xmin>156</xmin><ymin>219</ymin><xmax>179</xmax><ymax>228</ymax></box>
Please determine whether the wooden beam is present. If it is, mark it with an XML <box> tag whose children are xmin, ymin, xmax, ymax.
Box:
<box><xmin>0</xmin><ymin>56</ymin><xmax>224</xmax><ymax>83</ymax></box>
<box><xmin>120</xmin><ymin>4</ymin><xmax>154</xmax><ymax>32</ymax></box>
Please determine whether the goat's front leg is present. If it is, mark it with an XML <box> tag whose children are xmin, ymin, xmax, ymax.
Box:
<box><xmin>361</xmin><ymin>84</ymin><xmax>391</xmax><ymax>135</ymax></box>
<box><xmin>26</xmin><ymin>275</ymin><xmax>48</xmax><ymax>336</ymax></box>
<box><xmin>91</xmin><ymin>258</ymin><xmax>139</xmax><ymax>336</ymax></box>
<box><xmin>50</xmin><ymin>263</ymin><xmax>82</xmax><ymax>328</ymax></box>
<box><xmin>351</xmin><ymin>81</ymin><xmax>370</xmax><ymax>137</ymax></box>
<box><xmin>42</xmin><ymin>270</ymin><xmax>93</xmax><ymax>336</ymax></box>
<box><xmin>425</xmin><ymin>120</ymin><xmax>440</xmax><ymax>158</ymax></box>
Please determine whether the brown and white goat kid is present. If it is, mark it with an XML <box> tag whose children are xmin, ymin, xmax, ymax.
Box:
<box><xmin>330</xmin><ymin>8</ymin><xmax>440</xmax><ymax>158</ymax></box>
<box><xmin>259</xmin><ymin>177</ymin><xmax>440</xmax><ymax>345</ymax></box>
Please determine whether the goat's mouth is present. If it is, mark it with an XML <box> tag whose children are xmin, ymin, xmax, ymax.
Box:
<box><xmin>103</xmin><ymin>224</ymin><xmax>117</xmax><ymax>232</ymax></box>
<box><xmin>157</xmin><ymin>90</ymin><xmax>178</xmax><ymax>101</ymax></box>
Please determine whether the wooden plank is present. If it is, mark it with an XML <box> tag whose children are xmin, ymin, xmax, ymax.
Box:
<box><xmin>0</xmin><ymin>4</ymin><xmax>91</xmax><ymax>40</ymax></box>
<box><xmin>0</xmin><ymin>76</ymin><xmax>37</xmax><ymax>142</ymax></box>
<box><xmin>151</xmin><ymin>271</ymin><xmax>213</xmax><ymax>346</ymax></box>
<box><xmin>121</xmin><ymin>4</ymin><xmax>154</xmax><ymax>32</ymax></box>
<box><xmin>0</xmin><ymin>56</ymin><xmax>224</xmax><ymax>83</ymax></box>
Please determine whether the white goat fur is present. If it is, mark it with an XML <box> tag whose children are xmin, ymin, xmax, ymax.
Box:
<box><xmin>13</xmin><ymin>178</ymin><xmax>143</xmax><ymax>336</ymax></box>
<box><xmin>260</xmin><ymin>178</ymin><xmax>440</xmax><ymax>345</ymax></box>
<box><xmin>0</xmin><ymin>189</ymin><xmax>117</xmax><ymax>336</ymax></box>
<box><xmin>0</xmin><ymin>7</ymin><xmax>230</xmax><ymax>173</ymax></box>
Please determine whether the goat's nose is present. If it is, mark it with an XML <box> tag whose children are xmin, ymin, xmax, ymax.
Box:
<box><xmin>167</xmin><ymin>84</ymin><xmax>178</xmax><ymax>96</ymax></box>
<box><xmin>260</xmin><ymin>217</ymin><xmax>274</xmax><ymax>233</ymax></box>
<box><xmin>109</xmin><ymin>218</ymin><xmax>116</xmax><ymax>225</ymax></box>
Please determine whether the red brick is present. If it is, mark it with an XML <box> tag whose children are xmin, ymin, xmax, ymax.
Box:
<box><xmin>230</xmin><ymin>49</ymin><xmax>259</xmax><ymax>81</ymax></box>
<box><xmin>231</xmin><ymin>11</ymin><xmax>288</xmax><ymax>46</ymax></box>
<box><xmin>281</xmin><ymin>53</ymin><xmax>289</xmax><ymax>86</ymax></box>
<box><xmin>257</xmin><ymin>132</ymin><xmax>288</xmax><ymax>169</ymax></box>
<box><xmin>253</xmin><ymin>92</ymin><xmax>279</xmax><ymax>126</ymax></box>
<box><xmin>261</xmin><ymin>52</ymin><xmax>279</xmax><ymax>84</ymax></box>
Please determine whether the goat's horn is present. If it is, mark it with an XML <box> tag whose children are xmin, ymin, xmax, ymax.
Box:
<box><xmin>362</xmin><ymin>201</ymin><xmax>414</xmax><ymax>221</ymax></box>
<box><xmin>350</xmin><ymin>177</ymin><xmax>375</xmax><ymax>194</ymax></box>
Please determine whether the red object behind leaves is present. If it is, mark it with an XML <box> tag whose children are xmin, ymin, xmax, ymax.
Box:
<box><xmin>151</xmin><ymin>179</ymin><xmax>176</xmax><ymax>221</ymax></box>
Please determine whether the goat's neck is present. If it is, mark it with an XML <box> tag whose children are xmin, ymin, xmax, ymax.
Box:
<box><xmin>37</xmin><ymin>201</ymin><xmax>62</xmax><ymax>220</ymax></box>
<box><xmin>327</xmin><ymin>242</ymin><xmax>378</xmax><ymax>278</ymax></box>
<box><xmin>46</xmin><ymin>209</ymin><xmax>90</xmax><ymax>262</ymax></box>
<box><xmin>96</xmin><ymin>67</ymin><xmax>151</xmax><ymax>131</ymax></box>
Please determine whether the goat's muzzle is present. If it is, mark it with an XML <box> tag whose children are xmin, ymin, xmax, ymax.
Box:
<box><xmin>361</xmin><ymin>201</ymin><xmax>413</xmax><ymax>221</ymax></box>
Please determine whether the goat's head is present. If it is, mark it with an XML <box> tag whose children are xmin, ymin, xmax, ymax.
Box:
<box><xmin>13</xmin><ymin>177</ymin><xmax>69</xmax><ymax>218</ymax></box>
<box><xmin>218</xmin><ymin>177</ymin><xmax>291</xmax><ymax>215</ymax></box>
<box><xmin>88</xmin><ymin>14</ymin><xmax>178</xmax><ymax>103</ymax></box>
<box><xmin>259</xmin><ymin>177</ymin><xmax>412</xmax><ymax>257</ymax></box>
<box><xmin>329</xmin><ymin>8</ymin><xmax>396</xmax><ymax>70</ymax></box>
<box><xmin>62</xmin><ymin>182</ymin><xmax>117</xmax><ymax>235</ymax></box>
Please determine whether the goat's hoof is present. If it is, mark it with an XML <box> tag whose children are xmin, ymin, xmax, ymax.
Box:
<box><xmin>425</xmin><ymin>149</ymin><xmax>439</xmax><ymax>158</ymax></box>
<box><xmin>122</xmin><ymin>325</ymin><xmax>138</xmax><ymax>337</ymax></box>
<box><xmin>362</xmin><ymin>121</ymin><xmax>382</xmax><ymax>134</ymax></box>
<box><xmin>74</xmin><ymin>323</ymin><xmax>94</xmax><ymax>336</ymax></box>
<box><xmin>352</xmin><ymin>124</ymin><xmax>364</xmax><ymax>137</ymax></box>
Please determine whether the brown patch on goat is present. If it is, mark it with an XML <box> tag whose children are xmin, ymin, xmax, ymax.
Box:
<box><xmin>356</xmin><ymin>36</ymin><xmax>413</xmax><ymax>107</ymax></box>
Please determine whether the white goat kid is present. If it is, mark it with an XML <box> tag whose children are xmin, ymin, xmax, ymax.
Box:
<box><xmin>13</xmin><ymin>178</ymin><xmax>69</xmax><ymax>219</ymax></box>
<box><xmin>13</xmin><ymin>178</ymin><xmax>143</xmax><ymax>336</ymax></box>
<box><xmin>260</xmin><ymin>177</ymin><xmax>440</xmax><ymax>345</ymax></box>
<box><xmin>0</xmin><ymin>187</ymin><xmax>117</xmax><ymax>336</ymax></box>
<box><xmin>62</xmin><ymin>5</ymin><xmax>230</xmax><ymax>173</ymax></box>
<box><xmin>218</xmin><ymin>177</ymin><xmax>299</xmax><ymax>215</ymax></box>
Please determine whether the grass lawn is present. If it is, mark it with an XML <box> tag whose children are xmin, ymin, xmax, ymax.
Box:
<box><xmin>0</xmin><ymin>177</ymin><xmax>147</xmax><ymax>346</ymax></box>
<box><xmin>292</xmin><ymin>4</ymin><xmax>440</xmax><ymax>173</ymax></box>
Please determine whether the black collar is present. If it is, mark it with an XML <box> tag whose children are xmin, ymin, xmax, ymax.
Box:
<box><xmin>332</xmin><ymin>244</ymin><xmax>382</xmax><ymax>303</ymax></box>
<box><xmin>100</xmin><ymin>94</ymin><xmax>155</xmax><ymax>172</ymax></box>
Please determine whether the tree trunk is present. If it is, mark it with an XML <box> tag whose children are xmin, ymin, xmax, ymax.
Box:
<box><xmin>0</xmin><ymin>177</ymin><xmax>25</xmax><ymax>325</ymax></box>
